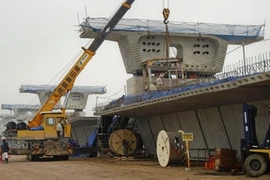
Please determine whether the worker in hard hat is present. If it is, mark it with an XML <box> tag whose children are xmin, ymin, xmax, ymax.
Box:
<box><xmin>56</xmin><ymin>119</ymin><xmax>64</xmax><ymax>137</ymax></box>
<box><xmin>1</xmin><ymin>137</ymin><xmax>9</xmax><ymax>164</ymax></box>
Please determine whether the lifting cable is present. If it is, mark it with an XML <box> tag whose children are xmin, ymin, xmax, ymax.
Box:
<box><xmin>162</xmin><ymin>0</ymin><xmax>171</xmax><ymax>73</ymax></box>
<box><xmin>19</xmin><ymin>40</ymin><xmax>94</xmax><ymax>122</ymax></box>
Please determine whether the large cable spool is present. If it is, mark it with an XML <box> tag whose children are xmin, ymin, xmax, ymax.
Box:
<box><xmin>108</xmin><ymin>129</ymin><xmax>137</xmax><ymax>156</ymax></box>
<box><xmin>156</xmin><ymin>130</ymin><xmax>187</xmax><ymax>167</ymax></box>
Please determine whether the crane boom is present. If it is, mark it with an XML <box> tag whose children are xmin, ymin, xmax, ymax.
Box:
<box><xmin>28</xmin><ymin>0</ymin><xmax>135</xmax><ymax>128</ymax></box>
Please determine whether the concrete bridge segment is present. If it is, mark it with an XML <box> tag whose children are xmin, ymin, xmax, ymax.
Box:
<box><xmin>19</xmin><ymin>85</ymin><xmax>106</xmax><ymax>111</ymax></box>
<box><xmin>1</xmin><ymin>85</ymin><xmax>105</xmax><ymax>145</ymax></box>
<box><xmin>95</xmin><ymin>72</ymin><xmax>270</xmax><ymax>157</ymax></box>
<box><xmin>70</xmin><ymin>116</ymin><xmax>98</xmax><ymax>146</ymax></box>
<box><xmin>79</xmin><ymin>17</ymin><xmax>268</xmax><ymax>158</ymax></box>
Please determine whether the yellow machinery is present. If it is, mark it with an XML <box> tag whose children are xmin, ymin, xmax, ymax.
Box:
<box><xmin>241</xmin><ymin>104</ymin><xmax>270</xmax><ymax>177</ymax></box>
<box><xmin>4</xmin><ymin>0</ymin><xmax>135</xmax><ymax>161</ymax></box>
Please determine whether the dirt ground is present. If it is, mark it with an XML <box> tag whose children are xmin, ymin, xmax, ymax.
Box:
<box><xmin>0</xmin><ymin>156</ymin><xmax>269</xmax><ymax>180</ymax></box>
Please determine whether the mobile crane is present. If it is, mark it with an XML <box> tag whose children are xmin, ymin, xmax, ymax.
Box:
<box><xmin>240</xmin><ymin>103</ymin><xmax>270</xmax><ymax>177</ymax></box>
<box><xmin>3</xmin><ymin>0</ymin><xmax>135</xmax><ymax>161</ymax></box>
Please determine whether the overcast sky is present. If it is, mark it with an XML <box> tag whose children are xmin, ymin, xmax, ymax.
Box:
<box><xmin>0</xmin><ymin>0</ymin><xmax>270</xmax><ymax>116</ymax></box>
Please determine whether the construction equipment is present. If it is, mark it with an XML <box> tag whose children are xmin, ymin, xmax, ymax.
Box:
<box><xmin>3</xmin><ymin>0</ymin><xmax>135</xmax><ymax>161</ymax></box>
<box><xmin>240</xmin><ymin>103</ymin><xmax>270</xmax><ymax>177</ymax></box>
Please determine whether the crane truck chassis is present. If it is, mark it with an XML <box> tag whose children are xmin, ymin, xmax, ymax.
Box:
<box><xmin>2</xmin><ymin>0</ymin><xmax>135</xmax><ymax>161</ymax></box>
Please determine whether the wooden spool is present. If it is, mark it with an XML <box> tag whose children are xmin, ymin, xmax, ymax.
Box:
<box><xmin>108</xmin><ymin>129</ymin><xmax>137</xmax><ymax>156</ymax></box>
<box><xmin>156</xmin><ymin>130</ymin><xmax>187</xmax><ymax>167</ymax></box>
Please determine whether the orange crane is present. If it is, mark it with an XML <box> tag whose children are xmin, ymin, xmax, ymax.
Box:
<box><xmin>3</xmin><ymin>0</ymin><xmax>135</xmax><ymax>161</ymax></box>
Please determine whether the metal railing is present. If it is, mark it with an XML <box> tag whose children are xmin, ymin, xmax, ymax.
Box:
<box><xmin>179</xmin><ymin>54</ymin><xmax>270</xmax><ymax>89</ymax></box>
<box><xmin>189</xmin><ymin>148</ymin><xmax>216</xmax><ymax>162</ymax></box>
<box><xmin>95</xmin><ymin>52</ymin><xmax>270</xmax><ymax>111</ymax></box>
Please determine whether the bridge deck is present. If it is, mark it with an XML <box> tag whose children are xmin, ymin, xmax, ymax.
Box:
<box><xmin>95</xmin><ymin>72</ymin><xmax>270</xmax><ymax>117</ymax></box>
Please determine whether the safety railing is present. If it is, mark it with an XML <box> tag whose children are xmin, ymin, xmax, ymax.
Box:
<box><xmin>96</xmin><ymin>52</ymin><xmax>270</xmax><ymax>112</ymax></box>
<box><xmin>189</xmin><ymin>148</ymin><xmax>216</xmax><ymax>162</ymax></box>
<box><xmin>79</xmin><ymin>17</ymin><xmax>265</xmax><ymax>43</ymax></box>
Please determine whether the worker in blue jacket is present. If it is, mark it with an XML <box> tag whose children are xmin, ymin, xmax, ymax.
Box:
<box><xmin>1</xmin><ymin>137</ymin><xmax>9</xmax><ymax>164</ymax></box>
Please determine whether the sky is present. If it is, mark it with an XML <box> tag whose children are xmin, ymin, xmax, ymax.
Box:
<box><xmin>0</xmin><ymin>0</ymin><xmax>270</xmax><ymax>116</ymax></box>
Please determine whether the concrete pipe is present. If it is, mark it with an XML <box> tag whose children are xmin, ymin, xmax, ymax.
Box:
<box><xmin>156</xmin><ymin>130</ymin><xmax>187</xmax><ymax>167</ymax></box>
<box><xmin>108</xmin><ymin>129</ymin><xmax>137</xmax><ymax>156</ymax></box>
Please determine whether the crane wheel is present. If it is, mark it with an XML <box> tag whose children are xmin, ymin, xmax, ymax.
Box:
<box><xmin>244</xmin><ymin>154</ymin><xmax>268</xmax><ymax>177</ymax></box>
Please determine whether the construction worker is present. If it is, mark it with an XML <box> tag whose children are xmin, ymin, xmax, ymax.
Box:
<box><xmin>155</xmin><ymin>74</ymin><xmax>164</xmax><ymax>87</ymax></box>
<box><xmin>56</xmin><ymin>119</ymin><xmax>64</xmax><ymax>137</ymax></box>
<box><xmin>1</xmin><ymin>137</ymin><xmax>9</xmax><ymax>164</ymax></box>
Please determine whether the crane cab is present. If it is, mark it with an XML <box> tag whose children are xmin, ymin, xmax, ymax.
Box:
<box><xmin>40</xmin><ymin>112</ymin><xmax>71</xmax><ymax>138</ymax></box>
<box><xmin>17</xmin><ymin>112</ymin><xmax>71</xmax><ymax>140</ymax></box>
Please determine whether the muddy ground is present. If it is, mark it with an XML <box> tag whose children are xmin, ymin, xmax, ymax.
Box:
<box><xmin>0</xmin><ymin>156</ymin><xmax>269</xmax><ymax>180</ymax></box>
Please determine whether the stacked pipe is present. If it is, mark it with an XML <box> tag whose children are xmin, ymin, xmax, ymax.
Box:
<box><xmin>6</xmin><ymin>121</ymin><xmax>28</xmax><ymax>130</ymax></box>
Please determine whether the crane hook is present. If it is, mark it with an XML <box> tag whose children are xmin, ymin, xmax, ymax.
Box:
<box><xmin>162</xmin><ymin>8</ymin><xmax>170</xmax><ymax>24</ymax></box>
